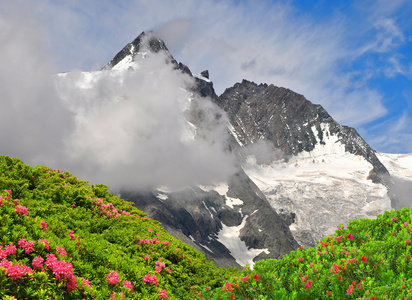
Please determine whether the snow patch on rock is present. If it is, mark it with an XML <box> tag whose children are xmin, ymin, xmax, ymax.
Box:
<box><xmin>217</xmin><ymin>216</ymin><xmax>268</xmax><ymax>267</ymax></box>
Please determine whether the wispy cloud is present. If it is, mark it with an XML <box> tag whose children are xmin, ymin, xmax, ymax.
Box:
<box><xmin>361</xmin><ymin>111</ymin><xmax>412</xmax><ymax>154</ymax></box>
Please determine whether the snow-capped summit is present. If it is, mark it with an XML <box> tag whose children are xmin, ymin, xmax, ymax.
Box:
<box><xmin>102</xmin><ymin>31</ymin><xmax>169</xmax><ymax>71</ymax></box>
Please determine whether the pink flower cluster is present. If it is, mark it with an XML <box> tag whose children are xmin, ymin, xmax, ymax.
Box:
<box><xmin>15</xmin><ymin>205</ymin><xmax>28</xmax><ymax>215</ymax></box>
<box><xmin>139</xmin><ymin>238</ymin><xmax>169</xmax><ymax>246</ymax></box>
<box><xmin>92</xmin><ymin>198</ymin><xmax>121</xmax><ymax>219</ymax></box>
<box><xmin>0</xmin><ymin>244</ymin><xmax>16</xmax><ymax>260</ymax></box>
<box><xmin>68</xmin><ymin>230</ymin><xmax>75</xmax><ymax>240</ymax></box>
<box><xmin>120</xmin><ymin>210</ymin><xmax>131</xmax><ymax>216</ymax></box>
<box><xmin>143</xmin><ymin>274</ymin><xmax>158</xmax><ymax>286</ymax></box>
<box><xmin>304</xmin><ymin>280</ymin><xmax>312</xmax><ymax>289</ymax></box>
<box><xmin>0</xmin><ymin>260</ymin><xmax>33</xmax><ymax>280</ymax></box>
<box><xmin>1</xmin><ymin>189</ymin><xmax>12</xmax><ymax>206</ymax></box>
<box><xmin>56</xmin><ymin>246</ymin><xmax>68</xmax><ymax>256</ymax></box>
<box><xmin>38</xmin><ymin>239</ymin><xmax>50</xmax><ymax>251</ymax></box>
<box><xmin>32</xmin><ymin>256</ymin><xmax>45</xmax><ymax>270</ymax></box>
<box><xmin>107</xmin><ymin>270</ymin><xmax>119</xmax><ymax>285</ymax></box>
<box><xmin>159</xmin><ymin>289</ymin><xmax>168</xmax><ymax>299</ymax></box>
<box><xmin>155</xmin><ymin>259</ymin><xmax>166</xmax><ymax>273</ymax></box>
<box><xmin>45</xmin><ymin>253</ymin><xmax>77</xmax><ymax>291</ymax></box>
<box><xmin>81</xmin><ymin>278</ymin><xmax>92</xmax><ymax>289</ymax></box>
<box><xmin>122</xmin><ymin>280</ymin><xmax>133</xmax><ymax>292</ymax></box>
<box><xmin>18</xmin><ymin>238</ymin><xmax>34</xmax><ymax>254</ymax></box>
<box><xmin>40</xmin><ymin>221</ymin><xmax>48</xmax><ymax>232</ymax></box>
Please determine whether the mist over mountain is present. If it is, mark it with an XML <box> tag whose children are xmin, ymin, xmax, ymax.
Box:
<box><xmin>1</xmin><ymin>28</ymin><xmax>411</xmax><ymax>268</ymax></box>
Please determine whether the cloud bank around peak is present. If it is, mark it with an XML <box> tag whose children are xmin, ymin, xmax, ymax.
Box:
<box><xmin>56</xmin><ymin>52</ymin><xmax>237</xmax><ymax>190</ymax></box>
<box><xmin>0</xmin><ymin>8</ymin><xmax>237</xmax><ymax>190</ymax></box>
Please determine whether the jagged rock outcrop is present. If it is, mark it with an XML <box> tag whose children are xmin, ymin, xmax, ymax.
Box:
<box><xmin>216</xmin><ymin>80</ymin><xmax>389</xmax><ymax>180</ymax></box>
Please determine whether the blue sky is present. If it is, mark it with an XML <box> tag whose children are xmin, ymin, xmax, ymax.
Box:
<box><xmin>2</xmin><ymin>0</ymin><xmax>412</xmax><ymax>154</ymax></box>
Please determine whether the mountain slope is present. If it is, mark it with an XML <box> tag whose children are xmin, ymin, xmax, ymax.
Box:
<box><xmin>214</xmin><ymin>80</ymin><xmax>394</xmax><ymax>247</ymax></box>
<box><xmin>54</xmin><ymin>30</ymin><xmax>409</xmax><ymax>269</ymax></box>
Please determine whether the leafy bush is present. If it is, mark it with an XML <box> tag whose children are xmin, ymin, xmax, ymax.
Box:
<box><xmin>2</xmin><ymin>154</ymin><xmax>411</xmax><ymax>300</ymax></box>
<box><xmin>201</xmin><ymin>207</ymin><xmax>412</xmax><ymax>299</ymax></box>
<box><xmin>0</xmin><ymin>155</ymin><xmax>239</xmax><ymax>299</ymax></box>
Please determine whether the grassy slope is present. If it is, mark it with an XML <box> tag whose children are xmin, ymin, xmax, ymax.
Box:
<box><xmin>2</xmin><ymin>154</ymin><xmax>412</xmax><ymax>300</ymax></box>
<box><xmin>202</xmin><ymin>206</ymin><xmax>412</xmax><ymax>299</ymax></box>
<box><xmin>0</xmin><ymin>155</ymin><xmax>239</xmax><ymax>299</ymax></box>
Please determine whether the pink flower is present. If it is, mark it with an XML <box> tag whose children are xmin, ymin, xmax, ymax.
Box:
<box><xmin>148</xmin><ymin>228</ymin><xmax>153</xmax><ymax>232</ymax></box>
<box><xmin>143</xmin><ymin>274</ymin><xmax>158</xmax><ymax>286</ymax></box>
<box><xmin>348</xmin><ymin>258</ymin><xmax>357</xmax><ymax>264</ymax></box>
<box><xmin>52</xmin><ymin>260</ymin><xmax>74</xmax><ymax>281</ymax></box>
<box><xmin>68</xmin><ymin>230</ymin><xmax>75</xmax><ymax>240</ymax></box>
<box><xmin>347</xmin><ymin>233</ymin><xmax>354</xmax><ymax>240</ymax></box>
<box><xmin>143</xmin><ymin>255</ymin><xmax>150</xmax><ymax>260</ymax></box>
<box><xmin>40</xmin><ymin>221</ymin><xmax>48</xmax><ymax>232</ymax></box>
<box><xmin>404</xmin><ymin>221</ymin><xmax>409</xmax><ymax>227</ymax></box>
<box><xmin>334</xmin><ymin>235</ymin><xmax>343</xmax><ymax>242</ymax></box>
<box><xmin>81</xmin><ymin>278</ymin><xmax>92</xmax><ymax>289</ymax></box>
<box><xmin>361</xmin><ymin>255</ymin><xmax>367</xmax><ymax>263</ymax></box>
<box><xmin>107</xmin><ymin>270</ymin><xmax>119</xmax><ymax>285</ymax></box>
<box><xmin>5</xmin><ymin>244</ymin><xmax>16</xmax><ymax>257</ymax></box>
<box><xmin>155</xmin><ymin>261</ymin><xmax>166</xmax><ymax>268</ymax></box>
<box><xmin>406</xmin><ymin>239</ymin><xmax>411</xmax><ymax>244</ymax></box>
<box><xmin>0</xmin><ymin>260</ymin><xmax>12</xmax><ymax>270</ymax></box>
<box><xmin>15</xmin><ymin>205</ymin><xmax>28</xmax><ymax>215</ymax></box>
<box><xmin>18</xmin><ymin>238</ymin><xmax>34</xmax><ymax>254</ymax></box>
<box><xmin>253</xmin><ymin>273</ymin><xmax>260</xmax><ymax>281</ymax></box>
<box><xmin>32</xmin><ymin>256</ymin><xmax>44</xmax><ymax>270</ymax></box>
<box><xmin>159</xmin><ymin>289</ymin><xmax>168</xmax><ymax>299</ymax></box>
<box><xmin>304</xmin><ymin>280</ymin><xmax>311</xmax><ymax>289</ymax></box>
<box><xmin>320</xmin><ymin>241</ymin><xmax>328</xmax><ymax>247</ymax></box>
<box><xmin>347</xmin><ymin>284</ymin><xmax>354</xmax><ymax>294</ymax></box>
<box><xmin>392</xmin><ymin>217</ymin><xmax>398</xmax><ymax>221</ymax></box>
<box><xmin>123</xmin><ymin>280</ymin><xmax>133</xmax><ymax>292</ymax></box>
<box><xmin>44</xmin><ymin>253</ymin><xmax>78</xmax><ymax>291</ymax></box>
<box><xmin>6</xmin><ymin>263</ymin><xmax>33</xmax><ymax>280</ymax></box>
<box><xmin>45</xmin><ymin>253</ymin><xmax>58</xmax><ymax>269</ymax></box>
<box><xmin>66</xmin><ymin>276</ymin><xmax>78</xmax><ymax>292</ymax></box>
<box><xmin>56</xmin><ymin>246</ymin><xmax>68</xmax><ymax>256</ymax></box>
<box><xmin>38</xmin><ymin>239</ymin><xmax>50</xmax><ymax>251</ymax></box>
<box><xmin>240</xmin><ymin>276</ymin><xmax>249</xmax><ymax>282</ymax></box>
<box><xmin>298</xmin><ymin>257</ymin><xmax>304</xmax><ymax>262</ymax></box>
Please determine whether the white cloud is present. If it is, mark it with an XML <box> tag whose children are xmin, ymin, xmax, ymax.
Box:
<box><xmin>0</xmin><ymin>5</ymin><xmax>237</xmax><ymax>190</ymax></box>
<box><xmin>0</xmin><ymin>4</ymin><xmax>74</xmax><ymax>165</ymax></box>
<box><xmin>56</xmin><ymin>52</ymin><xmax>237</xmax><ymax>190</ymax></box>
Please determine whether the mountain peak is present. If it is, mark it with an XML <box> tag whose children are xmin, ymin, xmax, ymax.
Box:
<box><xmin>102</xmin><ymin>31</ymin><xmax>170</xmax><ymax>70</ymax></box>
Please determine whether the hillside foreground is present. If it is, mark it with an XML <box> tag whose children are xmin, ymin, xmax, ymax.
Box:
<box><xmin>0</xmin><ymin>155</ymin><xmax>411</xmax><ymax>299</ymax></box>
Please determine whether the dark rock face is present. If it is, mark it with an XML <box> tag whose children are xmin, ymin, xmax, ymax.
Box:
<box><xmin>102</xmin><ymin>31</ymin><xmax>168</xmax><ymax>70</ymax></box>
<box><xmin>102</xmin><ymin>31</ymin><xmax>192</xmax><ymax>76</ymax></box>
<box><xmin>122</xmin><ymin>170</ymin><xmax>299</xmax><ymax>269</ymax></box>
<box><xmin>216</xmin><ymin>80</ymin><xmax>389</xmax><ymax>180</ymax></box>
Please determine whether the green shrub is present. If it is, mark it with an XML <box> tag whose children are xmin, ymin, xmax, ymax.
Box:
<box><xmin>201</xmin><ymin>207</ymin><xmax>412</xmax><ymax>299</ymax></box>
<box><xmin>0</xmin><ymin>156</ymin><xmax>239</xmax><ymax>299</ymax></box>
